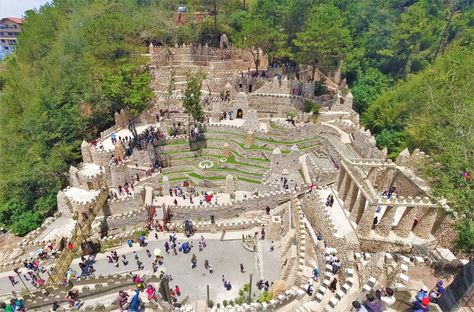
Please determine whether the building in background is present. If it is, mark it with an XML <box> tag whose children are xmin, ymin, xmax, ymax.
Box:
<box><xmin>0</xmin><ymin>17</ymin><xmax>24</xmax><ymax>60</ymax></box>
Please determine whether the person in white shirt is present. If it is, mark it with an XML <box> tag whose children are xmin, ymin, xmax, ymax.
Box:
<box><xmin>378</xmin><ymin>286</ymin><xmax>396</xmax><ymax>309</ymax></box>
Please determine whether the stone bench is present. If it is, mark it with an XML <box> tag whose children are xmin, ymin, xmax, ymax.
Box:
<box><xmin>368</xmin><ymin>276</ymin><xmax>377</xmax><ymax>287</ymax></box>
<box><xmin>329</xmin><ymin>297</ymin><xmax>339</xmax><ymax>308</ymax></box>
<box><xmin>342</xmin><ymin>283</ymin><xmax>351</xmax><ymax>294</ymax></box>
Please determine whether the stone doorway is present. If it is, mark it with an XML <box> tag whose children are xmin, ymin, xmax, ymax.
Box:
<box><xmin>236</xmin><ymin>109</ymin><xmax>243</xmax><ymax>119</ymax></box>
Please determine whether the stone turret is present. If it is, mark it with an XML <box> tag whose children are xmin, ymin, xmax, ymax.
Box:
<box><xmin>69</xmin><ymin>166</ymin><xmax>80</xmax><ymax>187</ymax></box>
<box><xmin>81</xmin><ymin>140</ymin><xmax>93</xmax><ymax>163</ymax></box>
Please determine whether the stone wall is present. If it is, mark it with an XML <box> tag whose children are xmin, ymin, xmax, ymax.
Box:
<box><xmin>350</xmin><ymin>127</ymin><xmax>386</xmax><ymax>160</ymax></box>
<box><xmin>98</xmin><ymin>195</ymin><xmax>143</xmax><ymax>217</ymax></box>
<box><xmin>169</xmin><ymin>190</ymin><xmax>292</xmax><ymax>221</ymax></box>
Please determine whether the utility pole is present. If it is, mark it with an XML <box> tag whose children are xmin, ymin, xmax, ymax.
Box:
<box><xmin>248</xmin><ymin>273</ymin><xmax>253</xmax><ymax>304</ymax></box>
<box><xmin>14</xmin><ymin>268</ymin><xmax>32</xmax><ymax>296</ymax></box>
<box><xmin>207</xmin><ymin>284</ymin><xmax>210</xmax><ymax>307</ymax></box>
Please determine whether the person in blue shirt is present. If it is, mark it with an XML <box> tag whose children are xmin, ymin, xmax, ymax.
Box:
<box><xmin>129</xmin><ymin>289</ymin><xmax>142</xmax><ymax>312</ymax></box>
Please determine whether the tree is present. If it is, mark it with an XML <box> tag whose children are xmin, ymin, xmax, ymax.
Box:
<box><xmin>351</xmin><ymin>68</ymin><xmax>392</xmax><ymax>113</ymax></box>
<box><xmin>183</xmin><ymin>70</ymin><xmax>207</xmax><ymax>122</ymax></box>
<box><xmin>234</xmin><ymin>18</ymin><xmax>283</xmax><ymax>73</ymax></box>
<box><xmin>101</xmin><ymin>64</ymin><xmax>154</xmax><ymax>115</ymax></box>
<box><xmin>293</xmin><ymin>3</ymin><xmax>351</xmax><ymax>80</ymax></box>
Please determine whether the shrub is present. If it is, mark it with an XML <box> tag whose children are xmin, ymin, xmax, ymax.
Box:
<box><xmin>222</xmin><ymin>300</ymin><xmax>228</xmax><ymax>306</ymax></box>
<box><xmin>207</xmin><ymin>300</ymin><xmax>214</xmax><ymax>308</ymax></box>
<box><xmin>257</xmin><ymin>291</ymin><xmax>273</xmax><ymax>303</ymax></box>
<box><xmin>303</xmin><ymin>99</ymin><xmax>314</xmax><ymax>113</ymax></box>
<box><xmin>229</xmin><ymin>300</ymin><xmax>234</xmax><ymax>306</ymax></box>
<box><xmin>312</xmin><ymin>103</ymin><xmax>321</xmax><ymax>115</ymax></box>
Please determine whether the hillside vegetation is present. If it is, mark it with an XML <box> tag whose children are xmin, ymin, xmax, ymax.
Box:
<box><xmin>0</xmin><ymin>0</ymin><xmax>472</xmax><ymax>252</ymax></box>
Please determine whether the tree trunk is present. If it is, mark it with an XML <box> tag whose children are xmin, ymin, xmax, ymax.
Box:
<box><xmin>255</xmin><ymin>50</ymin><xmax>260</xmax><ymax>74</ymax></box>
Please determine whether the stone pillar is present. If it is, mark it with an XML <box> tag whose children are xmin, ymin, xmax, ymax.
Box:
<box><xmin>245</xmin><ymin>130</ymin><xmax>254</xmax><ymax>148</ymax></box>
<box><xmin>336</xmin><ymin>167</ymin><xmax>346</xmax><ymax>191</ymax></box>
<box><xmin>222</xmin><ymin>142</ymin><xmax>231</xmax><ymax>158</ymax></box>
<box><xmin>413</xmin><ymin>208</ymin><xmax>438</xmax><ymax>239</ymax></box>
<box><xmin>394</xmin><ymin>207</ymin><xmax>418</xmax><ymax>238</ymax></box>
<box><xmin>343</xmin><ymin>181</ymin><xmax>358</xmax><ymax>211</ymax></box>
<box><xmin>357</xmin><ymin>204</ymin><xmax>377</xmax><ymax>237</ymax></box>
<box><xmin>350</xmin><ymin>192</ymin><xmax>366</xmax><ymax>223</ymax></box>
<box><xmin>225</xmin><ymin>174</ymin><xmax>235</xmax><ymax>197</ymax></box>
<box><xmin>375</xmin><ymin>206</ymin><xmax>396</xmax><ymax>237</ymax></box>
<box><xmin>81</xmin><ymin>140</ymin><xmax>93</xmax><ymax>163</ymax></box>
<box><xmin>339</xmin><ymin>174</ymin><xmax>351</xmax><ymax>201</ymax></box>
<box><xmin>162</xmin><ymin>176</ymin><xmax>170</xmax><ymax>194</ymax></box>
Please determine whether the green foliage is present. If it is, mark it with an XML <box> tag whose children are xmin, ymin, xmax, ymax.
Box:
<box><xmin>11</xmin><ymin>211</ymin><xmax>42</xmax><ymax>236</ymax></box>
<box><xmin>183</xmin><ymin>70</ymin><xmax>206</xmax><ymax>122</ymax></box>
<box><xmin>303</xmin><ymin>99</ymin><xmax>314</xmax><ymax>113</ymax></box>
<box><xmin>0</xmin><ymin>74</ymin><xmax>5</xmax><ymax>91</ymax></box>
<box><xmin>303</xmin><ymin>100</ymin><xmax>321</xmax><ymax>115</ymax></box>
<box><xmin>233</xmin><ymin>17</ymin><xmax>284</xmax><ymax>72</ymax></box>
<box><xmin>293</xmin><ymin>3</ymin><xmax>351</xmax><ymax>80</ymax></box>
<box><xmin>351</xmin><ymin>68</ymin><xmax>392</xmax><ymax>113</ymax></box>
<box><xmin>314</xmin><ymin>78</ymin><xmax>326</xmax><ymax>96</ymax></box>
<box><xmin>375</xmin><ymin>129</ymin><xmax>407</xmax><ymax>159</ymax></box>
<box><xmin>101</xmin><ymin>64</ymin><xmax>153</xmax><ymax>115</ymax></box>
<box><xmin>222</xmin><ymin>300</ymin><xmax>228</xmax><ymax>307</ymax></box>
<box><xmin>312</xmin><ymin>104</ymin><xmax>321</xmax><ymax>115</ymax></box>
<box><xmin>0</xmin><ymin>0</ymin><xmax>156</xmax><ymax>235</ymax></box>
<box><xmin>257</xmin><ymin>291</ymin><xmax>273</xmax><ymax>303</ymax></box>
<box><xmin>455</xmin><ymin>219</ymin><xmax>474</xmax><ymax>254</ymax></box>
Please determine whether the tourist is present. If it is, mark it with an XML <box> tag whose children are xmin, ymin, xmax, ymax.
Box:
<box><xmin>204</xmin><ymin>260</ymin><xmax>209</xmax><ymax>269</ymax></box>
<box><xmin>412</xmin><ymin>297</ymin><xmax>430</xmax><ymax>312</ymax></box>
<box><xmin>306</xmin><ymin>281</ymin><xmax>314</xmax><ymax>295</ymax></box>
<box><xmin>117</xmin><ymin>291</ymin><xmax>129</xmax><ymax>311</ymax></box>
<box><xmin>65</xmin><ymin>289</ymin><xmax>81</xmax><ymax>308</ymax></box>
<box><xmin>416</xmin><ymin>286</ymin><xmax>429</xmax><ymax>302</ymax></box>
<box><xmin>352</xmin><ymin>301</ymin><xmax>368</xmax><ymax>312</ymax></box>
<box><xmin>240</xmin><ymin>264</ymin><xmax>245</xmax><ymax>273</ymax></box>
<box><xmin>266</xmin><ymin>206</ymin><xmax>270</xmax><ymax>215</ymax></box>
<box><xmin>121</xmin><ymin>255</ymin><xmax>128</xmax><ymax>266</ymax></box>
<box><xmin>261</xmin><ymin>226</ymin><xmax>266</xmax><ymax>240</ymax></box>
<box><xmin>146</xmin><ymin>285</ymin><xmax>157</xmax><ymax>301</ymax></box>
<box><xmin>127</xmin><ymin>239</ymin><xmax>133</xmax><ymax>248</ymax></box>
<box><xmin>429</xmin><ymin>280</ymin><xmax>444</xmax><ymax>303</ymax></box>
<box><xmin>376</xmin><ymin>286</ymin><xmax>396</xmax><ymax>308</ymax></box>
<box><xmin>133</xmin><ymin>251</ymin><xmax>138</xmax><ymax>260</ymax></box>
<box><xmin>329</xmin><ymin>277</ymin><xmax>338</xmax><ymax>292</ymax></box>
<box><xmin>136</xmin><ymin>260</ymin><xmax>144</xmax><ymax>270</ymax></box>
<box><xmin>208</xmin><ymin>264</ymin><xmax>214</xmax><ymax>274</ymax></box>
<box><xmin>312</xmin><ymin>267</ymin><xmax>319</xmax><ymax>280</ymax></box>
<box><xmin>129</xmin><ymin>289</ymin><xmax>143</xmax><ymax>312</ymax></box>
<box><xmin>146</xmin><ymin>249</ymin><xmax>152</xmax><ymax>258</ymax></box>
<box><xmin>270</xmin><ymin>241</ymin><xmax>275</xmax><ymax>252</ymax></box>
<box><xmin>332</xmin><ymin>260</ymin><xmax>341</xmax><ymax>274</ymax></box>
<box><xmin>364</xmin><ymin>294</ymin><xmax>383</xmax><ymax>312</ymax></box>
<box><xmin>191</xmin><ymin>253</ymin><xmax>197</xmax><ymax>268</ymax></box>
<box><xmin>224</xmin><ymin>280</ymin><xmax>232</xmax><ymax>290</ymax></box>
<box><xmin>175</xmin><ymin>285</ymin><xmax>181</xmax><ymax>296</ymax></box>
<box><xmin>8</xmin><ymin>276</ymin><xmax>16</xmax><ymax>286</ymax></box>
<box><xmin>329</xmin><ymin>254</ymin><xmax>337</xmax><ymax>265</ymax></box>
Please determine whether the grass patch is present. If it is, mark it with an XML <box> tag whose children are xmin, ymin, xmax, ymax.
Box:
<box><xmin>210</xmin><ymin>167</ymin><xmax>263</xmax><ymax>177</ymax></box>
<box><xmin>169</xmin><ymin>176</ymin><xmax>188</xmax><ymax>182</ymax></box>
<box><xmin>237</xmin><ymin>177</ymin><xmax>261</xmax><ymax>184</ymax></box>
<box><xmin>187</xmin><ymin>172</ymin><xmax>225</xmax><ymax>181</ymax></box>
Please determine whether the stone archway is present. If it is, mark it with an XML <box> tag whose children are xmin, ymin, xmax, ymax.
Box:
<box><xmin>237</xmin><ymin>109</ymin><xmax>243</xmax><ymax>119</ymax></box>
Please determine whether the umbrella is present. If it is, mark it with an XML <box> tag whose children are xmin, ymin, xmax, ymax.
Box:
<box><xmin>153</xmin><ymin>248</ymin><xmax>162</xmax><ymax>256</ymax></box>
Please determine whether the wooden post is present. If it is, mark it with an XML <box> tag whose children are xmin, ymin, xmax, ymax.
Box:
<box><xmin>248</xmin><ymin>273</ymin><xmax>253</xmax><ymax>304</ymax></box>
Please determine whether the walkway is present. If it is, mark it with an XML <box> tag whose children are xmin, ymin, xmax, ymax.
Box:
<box><xmin>318</xmin><ymin>189</ymin><xmax>355</xmax><ymax>238</ymax></box>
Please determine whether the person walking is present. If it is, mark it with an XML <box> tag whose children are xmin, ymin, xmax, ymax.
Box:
<box><xmin>329</xmin><ymin>277</ymin><xmax>338</xmax><ymax>292</ymax></box>
<box><xmin>117</xmin><ymin>291</ymin><xmax>129</xmax><ymax>312</ymax></box>
<box><xmin>240</xmin><ymin>264</ymin><xmax>245</xmax><ymax>273</ymax></box>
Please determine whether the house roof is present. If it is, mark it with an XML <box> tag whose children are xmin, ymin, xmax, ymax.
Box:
<box><xmin>1</xmin><ymin>17</ymin><xmax>24</xmax><ymax>24</ymax></box>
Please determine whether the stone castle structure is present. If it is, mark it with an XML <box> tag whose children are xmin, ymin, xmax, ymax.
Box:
<box><xmin>2</xmin><ymin>36</ymin><xmax>465</xmax><ymax>312</ymax></box>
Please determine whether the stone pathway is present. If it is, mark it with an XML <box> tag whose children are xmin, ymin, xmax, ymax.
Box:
<box><xmin>318</xmin><ymin>189</ymin><xmax>355</xmax><ymax>238</ymax></box>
